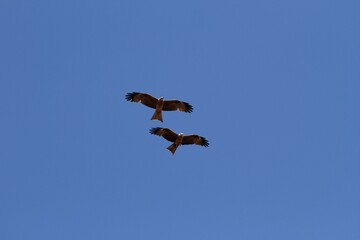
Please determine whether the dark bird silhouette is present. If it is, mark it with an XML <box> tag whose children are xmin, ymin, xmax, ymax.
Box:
<box><xmin>149</xmin><ymin>127</ymin><xmax>209</xmax><ymax>155</ymax></box>
<box><xmin>125</xmin><ymin>92</ymin><xmax>193</xmax><ymax>122</ymax></box>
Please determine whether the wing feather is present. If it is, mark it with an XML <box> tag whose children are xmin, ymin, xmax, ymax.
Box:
<box><xmin>181</xmin><ymin>135</ymin><xmax>209</xmax><ymax>147</ymax></box>
<box><xmin>125</xmin><ymin>92</ymin><xmax>158</xmax><ymax>109</ymax></box>
<box><xmin>149</xmin><ymin>127</ymin><xmax>178</xmax><ymax>142</ymax></box>
<box><xmin>162</xmin><ymin>100</ymin><xmax>193</xmax><ymax>113</ymax></box>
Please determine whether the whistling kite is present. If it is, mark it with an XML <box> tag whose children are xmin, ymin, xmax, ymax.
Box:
<box><xmin>149</xmin><ymin>127</ymin><xmax>209</xmax><ymax>155</ymax></box>
<box><xmin>125</xmin><ymin>92</ymin><xmax>193</xmax><ymax>122</ymax></box>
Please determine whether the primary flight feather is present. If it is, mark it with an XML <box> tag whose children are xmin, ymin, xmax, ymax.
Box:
<box><xmin>125</xmin><ymin>92</ymin><xmax>193</xmax><ymax>122</ymax></box>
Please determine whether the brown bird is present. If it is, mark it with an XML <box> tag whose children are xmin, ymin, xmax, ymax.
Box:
<box><xmin>149</xmin><ymin>127</ymin><xmax>209</xmax><ymax>155</ymax></box>
<box><xmin>125</xmin><ymin>92</ymin><xmax>193</xmax><ymax>122</ymax></box>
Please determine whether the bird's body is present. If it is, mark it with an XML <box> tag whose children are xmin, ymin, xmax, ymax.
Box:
<box><xmin>166</xmin><ymin>133</ymin><xmax>184</xmax><ymax>155</ymax></box>
<box><xmin>151</xmin><ymin>97</ymin><xmax>164</xmax><ymax>122</ymax></box>
<box><xmin>126</xmin><ymin>92</ymin><xmax>193</xmax><ymax>122</ymax></box>
<box><xmin>150</xmin><ymin>127</ymin><xmax>209</xmax><ymax>155</ymax></box>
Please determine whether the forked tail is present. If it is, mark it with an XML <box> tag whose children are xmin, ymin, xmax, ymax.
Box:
<box><xmin>151</xmin><ymin>110</ymin><xmax>163</xmax><ymax>122</ymax></box>
<box><xmin>166</xmin><ymin>143</ymin><xmax>178</xmax><ymax>155</ymax></box>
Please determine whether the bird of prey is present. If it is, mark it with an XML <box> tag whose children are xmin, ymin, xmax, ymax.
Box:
<box><xmin>149</xmin><ymin>127</ymin><xmax>209</xmax><ymax>155</ymax></box>
<box><xmin>125</xmin><ymin>92</ymin><xmax>193</xmax><ymax>122</ymax></box>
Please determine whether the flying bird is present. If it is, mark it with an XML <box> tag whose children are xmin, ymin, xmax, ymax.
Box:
<box><xmin>149</xmin><ymin>127</ymin><xmax>209</xmax><ymax>155</ymax></box>
<box><xmin>125</xmin><ymin>92</ymin><xmax>193</xmax><ymax>122</ymax></box>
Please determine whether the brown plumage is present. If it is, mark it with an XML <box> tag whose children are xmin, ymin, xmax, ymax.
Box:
<box><xmin>149</xmin><ymin>127</ymin><xmax>209</xmax><ymax>155</ymax></box>
<box><xmin>125</xmin><ymin>92</ymin><xmax>193</xmax><ymax>122</ymax></box>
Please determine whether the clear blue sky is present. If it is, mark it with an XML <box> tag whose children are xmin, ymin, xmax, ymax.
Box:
<box><xmin>1</xmin><ymin>0</ymin><xmax>359</xmax><ymax>239</ymax></box>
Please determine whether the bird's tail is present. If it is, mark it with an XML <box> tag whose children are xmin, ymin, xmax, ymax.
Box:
<box><xmin>151</xmin><ymin>109</ymin><xmax>163</xmax><ymax>122</ymax></box>
<box><xmin>166</xmin><ymin>143</ymin><xmax>178</xmax><ymax>155</ymax></box>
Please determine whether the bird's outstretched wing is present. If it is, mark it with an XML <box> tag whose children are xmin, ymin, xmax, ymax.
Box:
<box><xmin>162</xmin><ymin>100</ymin><xmax>193</xmax><ymax>113</ymax></box>
<box><xmin>150</xmin><ymin>127</ymin><xmax>178</xmax><ymax>142</ymax></box>
<box><xmin>125</xmin><ymin>92</ymin><xmax>158</xmax><ymax>109</ymax></box>
<box><xmin>182</xmin><ymin>135</ymin><xmax>209</xmax><ymax>147</ymax></box>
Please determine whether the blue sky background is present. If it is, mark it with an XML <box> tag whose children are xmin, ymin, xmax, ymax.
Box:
<box><xmin>1</xmin><ymin>0</ymin><xmax>359</xmax><ymax>239</ymax></box>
